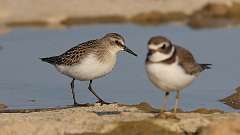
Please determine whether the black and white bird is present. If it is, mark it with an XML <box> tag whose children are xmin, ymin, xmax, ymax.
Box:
<box><xmin>145</xmin><ymin>36</ymin><xmax>211</xmax><ymax>113</ymax></box>
<box><xmin>41</xmin><ymin>33</ymin><xmax>137</xmax><ymax>106</ymax></box>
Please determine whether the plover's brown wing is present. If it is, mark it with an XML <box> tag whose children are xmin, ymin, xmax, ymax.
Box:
<box><xmin>41</xmin><ymin>40</ymin><xmax>99</xmax><ymax>65</ymax></box>
<box><xmin>175</xmin><ymin>45</ymin><xmax>204</xmax><ymax>75</ymax></box>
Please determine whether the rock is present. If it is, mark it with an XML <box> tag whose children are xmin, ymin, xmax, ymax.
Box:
<box><xmin>220</xmin><ymin>86</ymin><xmax>240</xmax><ymax>109</ymax></box>
<box><xmin>236</xmin><ymin>86</ymin><xmax>240</xmax><ymax>93</ymax></box>
<box><xmin>120</xmin><ymin>102</ymin><xmax>160</xmax><ymax>113</ymax></box>
<box><xmin>0</xmin><ymin>103</ymin><xmax>239</xmax><ymax>135</ymax></box>
<box><xmin>188</xmin><ymin>3</ymin><xmax>240</xmax><ymax>28</ymax></box>
<box><xmin>130</xmin><ymin>11</ymin><xmax>187</xmax><ymax>25</ymax></box>
<box><xmin>6</xmin><ymin>21</ymin><xmax>48</xmax><ymax>27</ymax></box>
<box><xmin>198</xmin><ymin>3</ymin><xmax>229</xmax><ymax>17</ymax></box>
<box><xmin>188</xmin><ymin>108</ymin><xmax>224</xmax><ymax>114</ymax></box>
<box><xmin>0</xmin><ymin>102</ymin><xmax>7</xmax><ymax>109</ymax></box>
<box><xmin>61</xmin><ymin>15</ymin><xmax>127</xmax><ymax>26</ymax></box>
<box><xmin>0</xmin><ymin>27</ymin><xmax>10</xmax><ymax>35</ymax></box>
<box><xmin>79</xmin><ymin>120</ymin><xmax>181</xmax><ymax>135</ymax></box>
<box><xmin>200</xmin><ymin>119</ymin><xmax>240</xmax><ymax>135</ymax></box>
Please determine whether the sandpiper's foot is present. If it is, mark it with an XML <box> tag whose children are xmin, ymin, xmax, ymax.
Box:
<box><xmin>73</xmin><ymin>102</ymin><xmax>90</xmax><ymax>107</ymax></box>
<box><xmin>96</xmin><ymin>100</ymin><xmax>116</xmax><ymax>105</ymax></box>
<box><xmin>155</xmin><ymin>111</ymin><xmax>180</xmax><ymax>120</ymax></box>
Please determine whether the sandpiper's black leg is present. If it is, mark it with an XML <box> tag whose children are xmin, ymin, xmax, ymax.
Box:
<box><xmin>88</xmin><ymin>80</ymin><xmax>111</xmax><ymax>105</ymax></box>
<box><xmin>70</xmin><ymin>78</ymin><xmax>79</xmax><ymax>106</ymax></box>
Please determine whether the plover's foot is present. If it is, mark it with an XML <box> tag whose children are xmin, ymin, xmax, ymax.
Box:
<box><xmin>96</xmin><ymin>100</ymin><xmax>116</xmax><ymax>105</ymax></box>
<box><xmin>170</xmin><ymin>108</ymin><xmax>183</xmax><ymax>113</ymax></box>
<box><xmin>154</xmin><ymin>112</ymin><xmax>180</xmax><ymax>120</ymax></box>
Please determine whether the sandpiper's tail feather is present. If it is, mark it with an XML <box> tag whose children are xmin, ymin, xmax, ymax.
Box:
<box><xmin>200</xmin><ymin>64</ymin><xmax>212</xmax><ymax>71</ymax></box>
<box><xmin>40</xmin><ymin>56</ymin><xmax>58</xmax><ymax>65</ymax></box>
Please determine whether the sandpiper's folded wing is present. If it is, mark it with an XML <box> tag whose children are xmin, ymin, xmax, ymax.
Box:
<box><xmin>40</xmin><ymin>40</ymin><xmax>100</xmax><ymax>65</ymax></box>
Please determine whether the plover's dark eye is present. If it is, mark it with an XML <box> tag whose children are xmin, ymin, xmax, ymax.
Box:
<box><xmin>161</xmin><ymin>44</ymin><xmax>166</xmax><ymax>49</ymax></box>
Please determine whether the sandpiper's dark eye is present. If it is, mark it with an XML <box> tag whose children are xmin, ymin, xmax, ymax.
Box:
<box><xmin>115</xmin><ymin>40</ymin><xmax>121</xmax><ymax>45</ymax></box>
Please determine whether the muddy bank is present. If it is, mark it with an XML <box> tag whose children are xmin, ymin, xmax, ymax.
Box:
<box><xmin>0</xmin><ymin>103</ymin><xmax>239</xmax><ymax>135</ymax></box>
<box><xmin>0</xmin><ymin>0</ymin><xmax>240</xmax><ymax>28</ymax></box>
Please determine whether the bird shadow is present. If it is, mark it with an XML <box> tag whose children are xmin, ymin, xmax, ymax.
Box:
<box><xmin>0</xmin><ymin>103</ymin><xmax>94</xmax><ymax>113</ymax></box>
<box><xmin>93</xmin><ymin>111</ymin><xmax>121</xmax><ymax>116</ymax></box>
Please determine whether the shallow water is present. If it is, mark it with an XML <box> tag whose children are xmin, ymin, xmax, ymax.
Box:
<box><xmin>0</xmin><ymin>24</ymin><xmax>239</xmax><ymax>111</ymax></box>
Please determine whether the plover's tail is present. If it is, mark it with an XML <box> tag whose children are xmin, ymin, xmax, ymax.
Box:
<box><xmin>40</xmin><ymin>56</ymin><xmax>58</xmax><ymax>65</ymax></box>
<box><xmin>199</xmin><ymin>64</ymin><xmax>212</xmax><ymax>71</ymax></box>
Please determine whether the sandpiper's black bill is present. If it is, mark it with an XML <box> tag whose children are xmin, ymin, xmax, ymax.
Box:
<box><xmin>123</xmin><ymin>46</ymin><xmax>137</xmax><ymax>56</ymax></box>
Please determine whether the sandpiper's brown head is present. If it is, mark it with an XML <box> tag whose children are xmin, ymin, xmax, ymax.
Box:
<box><xmin>146</xmin><ymin>36</ymin><xmax>175</xmax><ymax>63</ymax></box>
<box><xmin>102</xmin><ymin>33</ymin><xmax>137</xmax><ymax>56</ymax></box>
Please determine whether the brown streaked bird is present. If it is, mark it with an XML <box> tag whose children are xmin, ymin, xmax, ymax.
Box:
<box><xmin>145</xmin><ymin>36</ymin><xmax>211</xmax><ymax>113</ymax></box>
<box><xmin>40</xmin><ymin>33</ymin><xmax>137</xmax><ymax>106</ymax></box>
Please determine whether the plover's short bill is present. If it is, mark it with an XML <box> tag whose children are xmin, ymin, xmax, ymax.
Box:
<box><xmin>145</xmin><ymin>36</ymin><xmax>211</xmax><ymax>113</ymax></box>
<box><xmin>40</xmin><ymin>33</ymin><xmax>137</xmax><ymax>106</ymax></box>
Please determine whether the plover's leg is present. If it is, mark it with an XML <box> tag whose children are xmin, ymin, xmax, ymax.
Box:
<box><xmin>161</xmin><ymin>92</ymin><xmax>170</xmax><ymax>112</ymax></box>
<box><xmin>88</xmin><ymin>80</ymin><xmax>111</xmax><ymax>105</ymax></box>
<box><xmin>174</xmin><ymin>91</ymin><xmax>180</xmax><ymax>113</ymax></box>
<box><xmin>70</xmin><ymin>78</ymin><xmax>79</xmax><ymax>106</ymax></box>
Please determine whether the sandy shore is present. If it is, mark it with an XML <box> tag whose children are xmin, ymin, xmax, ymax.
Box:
<box><xmin>0</xmin><ymin>103</ymin><xmax>239</xmax><ymax>135</ymax></box>
<box><xmin>0</xmin><ymin>0</ymin><xmax>240</xmax><ymax>28</ymax></box>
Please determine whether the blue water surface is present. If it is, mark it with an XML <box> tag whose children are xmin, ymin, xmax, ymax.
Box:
<box><xmin>0</xmin><ymin>24</ymin><xmax>239</xmax><ymax>111</ymax></box>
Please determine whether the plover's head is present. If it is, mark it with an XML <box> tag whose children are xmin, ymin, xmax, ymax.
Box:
<box><xmin>147</xmin><ymin>36</ymin><xmax>175</xmax><ymax>62</ymax></box>
<box><xmin>102</xmin><ymin>33</ymin><xmax>137</xmax><ymax>56</ymax></box>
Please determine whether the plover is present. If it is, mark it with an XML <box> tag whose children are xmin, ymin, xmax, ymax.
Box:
<box><xmin>40</xmin><ymin>33</ymin><xmax>137</xmax><ymax>106</ymax></box>
<box><xmin>145</xmin><ymin>36</ymin><xmax>211</xmax><ymax>113</ymax></box>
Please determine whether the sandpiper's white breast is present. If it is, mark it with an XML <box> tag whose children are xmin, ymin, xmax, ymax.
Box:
<box><xmin>145</xmin><ymin>57</ymin><xmax>195</xmax><ymax>91</ymax></box>
<box><xmin>56</xmin><ymin>54</ymin><xmax>117</xmax><ymax>81</ymax></box>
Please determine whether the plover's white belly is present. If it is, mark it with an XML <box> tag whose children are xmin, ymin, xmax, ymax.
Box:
<box><xmin>146</xmin><ymin>60</ymin><xmax>195</xmax><ymax>91</ymax></box>
<box><xmin>56</xmin><ymin>54</ymin><xmax>116</xmax><ymax>81</ymax></box>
